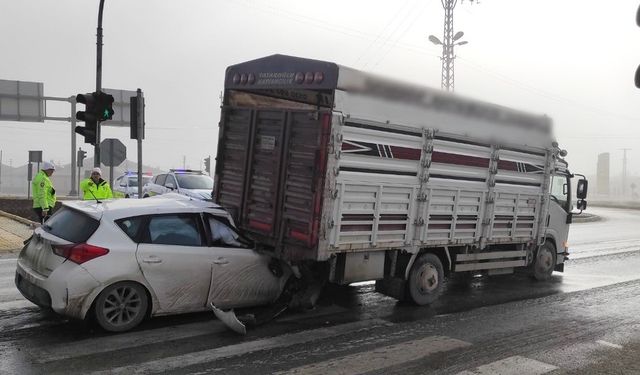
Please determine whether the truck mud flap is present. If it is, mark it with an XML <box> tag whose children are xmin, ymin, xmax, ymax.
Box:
<box><xmin>210</xmin><ymin>303</ymin><xmax>247</xmax><ymax>335</ymax></box>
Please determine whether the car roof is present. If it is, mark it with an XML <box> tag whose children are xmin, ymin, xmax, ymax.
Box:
<box><xmin>63</xmin><ymin>193</ymin><xmax>225</xmax><ymax>220</ymax></box>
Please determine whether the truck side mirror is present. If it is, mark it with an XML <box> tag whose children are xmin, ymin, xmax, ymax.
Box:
<box><xmin>577</xmin><ymin>199</ymin><xmax>587</xmax><ymax>211</ymax></box>
<box><xmin>576</xmin><ymin>179</ymin><xmax>588</xmax><ymax>200</ymax></box>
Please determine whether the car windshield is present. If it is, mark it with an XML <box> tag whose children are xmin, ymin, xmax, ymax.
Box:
<box><xmin>176</xmin><ymin>174</ymin><xmax>213</xmax><ymax>189</ymax></box>
<box><xmin>127</xmin><ymin>176</ymin><xmax>151</xmax><ymax>187</ymax></box>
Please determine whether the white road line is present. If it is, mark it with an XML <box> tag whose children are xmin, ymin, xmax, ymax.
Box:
<box><xmin>30</xmin><ymin>320</ymin><xmax>231</xmax><ymax>363</ymax></box>
<box><xmin>0</xmin><ymin>299</ymin><xmax>35</xmax><ymax>311</ymax></box>
<box><xmin>0</xmin><ymin>258</ymin><xmax>18</xmax><ymax>263</ymax></box>
<box><xmin>91</xmin><ymin>318</ymin><xmax>392</xmax><ymax>375</ymax></box>
<box><xmin>457</xmin><ymin>355</ymin><xmax>558</xmax><ymax>375</ymax></box>
<box><xmin>276</xmin><ymin>335</ymin><xmax>471</xmax><ymax>375</ymax></box>
<box><xmin>596</xmin><ymin>340</ymin><xmax>623</xmax><ymax>349</ymax></box>
<box><xmin>0</xmin><ymin>285</ymin><xmax>19</xmax><ymax>295</ymax></box>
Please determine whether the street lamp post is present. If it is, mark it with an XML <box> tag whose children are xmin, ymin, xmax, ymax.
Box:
<box><xmin>429</xmin><ymin>31</ymin><xmax>468</xmax><ymax>91</ymax></box>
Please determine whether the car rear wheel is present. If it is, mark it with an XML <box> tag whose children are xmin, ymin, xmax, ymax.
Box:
<box><xmin>94</xmin><ymin>281</ymin><xmax>148</xmax><ymax>332</ymax></box>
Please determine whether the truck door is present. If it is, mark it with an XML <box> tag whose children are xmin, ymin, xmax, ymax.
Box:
<box><xmin>546</xmin><ymin>173</ymin><xmax>571</xmax><ymax>252</ymax></box>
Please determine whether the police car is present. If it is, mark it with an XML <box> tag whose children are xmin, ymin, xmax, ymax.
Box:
<box><xmin>142</xmin><ymin>169</ymin><xmax>213</xmax><ymax>200</ymax></box>
<box><xmin>113</xmin><ymin>172</ymin><xmax>153</xmax><ymax>198</ymax></box>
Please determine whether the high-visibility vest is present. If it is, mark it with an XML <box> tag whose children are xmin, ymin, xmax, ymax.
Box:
<box><xmin>80</xmin><ymin>178</ymin><xmax>113</xmax><ymax>200</ymax></box>
<box><xmin>32</xmin><ymin>170</ymin><xmax>56</xmax><ymax>209</ymax></box>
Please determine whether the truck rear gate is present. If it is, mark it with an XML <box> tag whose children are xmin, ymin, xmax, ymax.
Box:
<box><xmin>215</xmin><ymin>106</ymin><xmax>331</xmax><ymax>260</ymax></box>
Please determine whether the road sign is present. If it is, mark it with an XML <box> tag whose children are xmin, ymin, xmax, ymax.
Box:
<box><xmin>100</xmin><ymin>138</ymin><xmax>126</xmax><ymax>167</ymax></box>
<box><xmin>28</xmin><ymin>150</ymin><xmax>42</xmax><ymax>163</ymax></box>
<box><xmin>0</xmin><ymin>79</ymin><xmax>44</xmax><ymax>122</ymax></box>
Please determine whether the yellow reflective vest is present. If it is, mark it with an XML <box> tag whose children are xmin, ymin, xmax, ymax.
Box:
<box><xmin>80</xmin><ymin>178</ymin><xmax>113</xmax><ymax>200</ymax></box>
<box><xmin>32</xmin><ymin>170</ymin><xmax>56</xmax><ymax>209</ymax></box>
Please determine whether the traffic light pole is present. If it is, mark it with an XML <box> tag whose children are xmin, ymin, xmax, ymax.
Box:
<box><xmin>69</xmin><ymin>98</ymin><xmax>78</xmax><ymax>196</ymax></box>
<box><xmin>135</xmin><ymin>89</ymin><xmax>144</xmax><ymax>198</ymax></box>
<box><xmin>94</xmin><ymin>0</ymin><xmax>105</xmax><ymax>167</ymax></box>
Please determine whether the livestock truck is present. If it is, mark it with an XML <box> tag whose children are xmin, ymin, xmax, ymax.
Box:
<box><xmin>213</xmin><ymin>54</ymin><xmax>588</xmax><ymax>305</ymax></box>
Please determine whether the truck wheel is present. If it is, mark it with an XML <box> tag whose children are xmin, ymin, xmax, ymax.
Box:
<box><xmin>532</xmin><ymin>241</ymin><xmax>557</xmax><ymax>281</ymax></box>
<box><xmin>407</xmin><ymin>253</ymin><xmax>444</xmax><ymax>305</ymax></box>
<box><xmin>93</xmin><ymin>281</ymin><xmax>148</xmax><ymax>332</ymax></box>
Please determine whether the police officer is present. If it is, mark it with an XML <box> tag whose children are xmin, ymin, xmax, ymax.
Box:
<box><xmin>80</xmin><ymin>167</ymin><xmax>113</xmax><ymax>200</ymax></box>
<box><xmin>32</xmin><ymin>161</ymin><xmax>57</xmax><ymax>222</ymax></box>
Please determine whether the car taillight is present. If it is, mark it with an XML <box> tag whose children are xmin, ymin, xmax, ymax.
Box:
<box><xmin>53</xmin><ymin>244</ymin><xmax>109</xmax><ymax>264</ymax></box>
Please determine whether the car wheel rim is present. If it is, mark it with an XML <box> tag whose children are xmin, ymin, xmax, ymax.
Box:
<box><xmin>417</xmin><ymin>263</ymin><xmax>438</xmax><ymax>294</ymax></box>
<box><xmin>102</xmin><ymin>286</ymin><xmax>142</xmax><ymax>326</ymax></box>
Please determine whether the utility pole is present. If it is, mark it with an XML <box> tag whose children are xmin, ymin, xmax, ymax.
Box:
<box><xmin>621</xmin><ymin>148</ymin><xmax>631</xmax><ymax>197</ymax></box>
<box><xmin>429</xmin><ymin>0</ymin><xmax>476</xmax><ymax>91</ymax></box>
<box><xmin>94</xmin><ymin>0</ymin><xmax>106</xmax><ymax>167</ymax></box>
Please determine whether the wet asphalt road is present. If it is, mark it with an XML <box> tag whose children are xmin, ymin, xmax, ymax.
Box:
<box><xmin>1</xmin><ymin>206</ymin><xmax>639</xmax><ymax>374</ymax></box>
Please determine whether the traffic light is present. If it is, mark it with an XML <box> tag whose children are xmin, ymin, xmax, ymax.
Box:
<box><xmin>74</xmin><ymin>91</ymin><xmax>115</xmax><ymax>146</ymax></box>
<box><xmin>75</xmin><ymin>92</ymin><xmax>99</xmax><ymax>145</ymax></box>
<box><xmin>204</xmin><ymin>156</ymin><xmax>211</xmax><ymax>174</ymax></box>
<box><xmin>96</xmin><ymin>91</ymin><xmax>115</xmax><ymax>121</ymax></box>
<box><xmin>77</xmin><ymin>148</ymin><xmax>87</xmax><ymax>167</ymax></box>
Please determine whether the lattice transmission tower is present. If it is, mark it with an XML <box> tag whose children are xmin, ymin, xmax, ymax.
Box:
<box><xmin>429</xmin><ymin>0</ymin><xmax>477</xmax><ymax>91</ymax></box>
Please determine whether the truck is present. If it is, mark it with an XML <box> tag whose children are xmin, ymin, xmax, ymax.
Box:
<box><xmin>213</xmin><ymin>54</ymin><xmax>588</xmax><ymax>306</ymax></box>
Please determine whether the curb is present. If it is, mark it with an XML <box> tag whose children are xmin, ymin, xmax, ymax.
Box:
<box><xmin>0</xmin><ymin>210</ymin><xmax>38</xmax><ymax>226</ymax></box>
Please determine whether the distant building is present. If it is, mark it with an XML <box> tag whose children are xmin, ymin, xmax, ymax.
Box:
<box><xmin>597</xmin><ymin>152</ymin><xmax>610</xmax><ymax>195</ymax></box>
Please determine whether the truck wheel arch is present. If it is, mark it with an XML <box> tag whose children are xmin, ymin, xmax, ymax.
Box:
<box><xmin>404</xmin><ymin>247</ymin><xmax>452</xmax><ymax>280</ymax></box>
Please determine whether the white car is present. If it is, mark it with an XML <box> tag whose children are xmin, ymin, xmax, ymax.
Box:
<box><xmin>142</xmin><ymin>169</ymin><xmax>213</xmax><ymax>200</ymax></box>
<box><xmin>113</xmin><ymin>173</ymin><xmax>152</xmax><ymax>198</ymax></box>
<box><xmin>15</xmin><ymin>194</ymin><xmax>290</xmax><ymax>332</ymax></box>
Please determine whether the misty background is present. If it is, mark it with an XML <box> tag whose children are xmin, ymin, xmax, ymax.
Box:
<box><xmin>1</xmin><ymin>0</ymin><xmax>640</xmax><ymax>197</ymax></box>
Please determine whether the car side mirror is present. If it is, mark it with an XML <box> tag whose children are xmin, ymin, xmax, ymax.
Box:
<box><xmin>166</xmin><ymin>182</ymin><xmax>175</xmax><ymax>190</ymax></box>
<box><xmin>576</xmin><ymin>179</ymin><xmax>588</xmax><ymax>200</ymax></box>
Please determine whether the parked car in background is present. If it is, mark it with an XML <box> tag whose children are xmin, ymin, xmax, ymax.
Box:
<box><xmin>142</xmin><ymin>169</ymin><xmax>213</xmax><ymax>200</ymax></box>
<box><xmin>15</xmin><ymin>194</ymin><xmax>291</xmax><ymax>332</ymax></box>
<box><xmin>113</xmin><ymin>172</ymin><xmax>152</xmax><ymax>198</ymax></box>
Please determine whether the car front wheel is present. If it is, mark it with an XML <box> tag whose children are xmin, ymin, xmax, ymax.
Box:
<box><xmin>93</xmin><ymin>281</ymin><xmax>149</xmax><ymax>332</ymax></box>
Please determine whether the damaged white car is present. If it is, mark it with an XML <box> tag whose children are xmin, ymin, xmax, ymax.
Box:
<box><xmin>15</xmin><ymin>194</ymin><xmax>291</xmax><ymax>332</ymax></box>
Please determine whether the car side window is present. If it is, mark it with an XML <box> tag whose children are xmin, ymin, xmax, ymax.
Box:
<box><xmin>116</xmin><ymin>216</ymin><xmax>145</xmax><ymax>242</ymax></box>
<box><xmin>165</xmin><ymin>175</ymin><xmax>177</xmax><ymax>188</ymax></box>
<box><xmin>207</xmin><ymin>216</ymin><xmax>246</xmax><ymax>248</ymax></box>
<box><xmin>155</xmin><ymin>174</ymin><xmax>167</xmax><ymax>186</ymax></box>
<box><xmin>144</xmin><ymin>214</ymin><xmax>203</xmax><ymax>246</ymax></box>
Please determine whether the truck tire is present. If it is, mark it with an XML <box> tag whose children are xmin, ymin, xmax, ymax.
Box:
<box><xmin>532</xmin><ymin>241</ymin><xmax>557</xmax><ymax>281</ymax></box>
<box><xmin>407</xmin><ymin>253</ymin><xmax>444</xmax><ymax>305</ymax></box>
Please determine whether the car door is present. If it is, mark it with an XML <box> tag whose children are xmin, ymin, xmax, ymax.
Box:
<box><xmin>136</xmin><ymin>213</ymin><xmax>213</xmax><ymax>314</ymax></box>
<box><xmin>205</xmin><ymin>214</ymin><xmax>288</xmax><ymax>310</ymax></box>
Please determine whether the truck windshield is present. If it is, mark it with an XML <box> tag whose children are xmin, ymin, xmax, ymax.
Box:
<box><xmin>550</xmin><ymin>174</ymin><xmax>571</xmax><ymax>212</ymax></box>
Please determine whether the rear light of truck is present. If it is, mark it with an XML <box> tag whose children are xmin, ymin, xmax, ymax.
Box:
<box><xmin>53</xmin><ymin>244</ymin><xmax>110</xmax><ymax>264</ymax></box>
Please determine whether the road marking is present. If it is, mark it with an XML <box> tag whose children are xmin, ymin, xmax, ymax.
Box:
<box><xmin>276</xmin><ymin>335</ymin><xmax>471</xmax><ymax>375</ymax></box>
<box><xmin>596</xmin><ymin>340</ymin><xmax>623</xmax><ymax>349</ymax></box>
<box><xmin>0</xmin><ymin>258</ymin><xmax>17</xmax><ymax>263</ymax></box>
<box><xmin>30</xmin><ymin>320</ymin><xmax>231</xmax><ymax>363</ymax></box>
<box><xmin>90</xmin><ymin>318</ymin><xmax>392</xmax><ymax>375</ymax></box>
<box><xmin>0</xmin><ymin>299</ymin><xmax>35</xmax><ymax>311</ymax></box>
<box><xmin>457</xmin><ymin>355</ymin><xmax>558</xmax><ymax>375</ymax></box>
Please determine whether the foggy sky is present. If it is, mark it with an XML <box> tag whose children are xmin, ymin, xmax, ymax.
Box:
<box><xmin>1</xmin><ymin>0</ymin><xmax>639</xmax><ymax>177</ymax></box>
